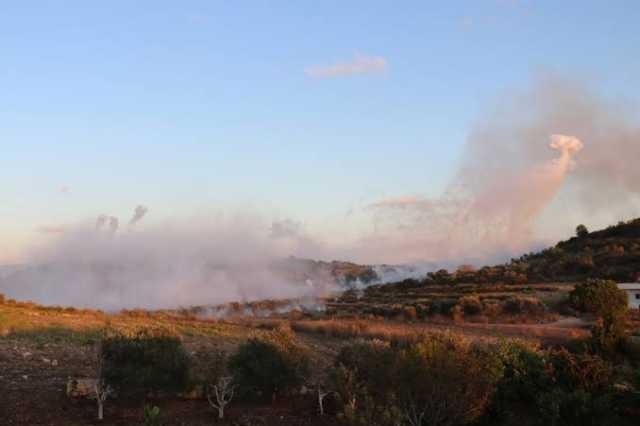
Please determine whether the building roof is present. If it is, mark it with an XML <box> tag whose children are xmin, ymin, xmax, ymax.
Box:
<box><xmin>617</xmin><ymin>283</ymin><xmax>640</xmax><ymax>290</ymax></box>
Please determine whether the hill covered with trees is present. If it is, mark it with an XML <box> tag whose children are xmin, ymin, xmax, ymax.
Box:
<box><xmin>386</xmin><ymin>218</ymin><xmax>640</xmax><ymax>288</ymax></box>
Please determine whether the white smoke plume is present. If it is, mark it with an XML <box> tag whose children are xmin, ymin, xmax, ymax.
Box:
<box><xmin>129</xmin><ymin>205</ymin><xmax>148</xmax><ymax>227</ymax></box>
<box><xmin>95</xmin><ymin>215</ymin><xmax>107</xmax><ymax>230</ymax></box>
<box><xmin>366</xmin><ymin>73</ymin><xmax>640</xmax><ymax>265</ymax></box>
<box><xmin>2</xmin><ymin>74</ymin><xmax>639</xmax><ymax>309</ymax></box>
<box><xmin>0</xmin><ymin>215</ymin><xmax>328</xmax><ymax>310</ymax></box>
<box><xmin>108</xmin><ymin>216</ymin><xmax>119</xmax><ymax>235</ymax></box>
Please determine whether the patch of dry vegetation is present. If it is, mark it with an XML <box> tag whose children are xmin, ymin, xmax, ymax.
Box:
<box><xmin>0</xmin><ymin>295</ymin><xmax>251</xmax><ymax>345</ymax></box>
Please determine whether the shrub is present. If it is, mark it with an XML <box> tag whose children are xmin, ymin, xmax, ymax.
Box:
<box><xmin>458</xmin><ymin>294</ymin><xmax>483</xmax><ymax>315</ymax></box>
<box><xmin>228</xmin><ymin>328</ymin><xmax>310</xmax><ymax>401</ymax></box>
<box><xmin>576</xmin><ymin>224</ymin><xmax>589</xmax><ymax>238</ymax></box>
<box><xmin>547</xmin><ymin>349</ymin><xmax>613</xmax><ymax>393</ymax></box>
<box><xmin>333</xmin><ymin>334</ymin><xmax>499</xmax><ymax>426</ymax></box>
<box><xmin>503</xmin><ymin>296</ymin><xmax>546</xmax><ymax>315</ymax></box>
<box><xmin>428</xmin><ymin>299</ymin><xmax>457</xmax><ymax>315</ymax></box>
<box><xmin>484</xmin><ymin>340</ymin><xmax>550</xmax><ymax>422</ymax></box>
<box><xmin>538</xmin><ymin>349</ymin><xmax>616</xmax><ymax>426</ymax></box>
<box><xmin>397</xmin><ymin>338</ymin><xmax>499</xmax><ymax>426</ymax></box>
<box><xmin>570</xmin><ymin>279</ymin><xmax>627</xmax><ymax>316</ymax></box>
<box><xmin>143</xmin><ymin>405</ymin><xmax>161</xmax><ymax>426</ymax></box>
<box><xmin>101</xmin><ymin>329</ymin><xmax>191</xmax><ymax>398</ymax></box>
<box><xmin>484</xmin><ymin>342</ymin><xmax>621</xmax><ymax>426</ymax></box>
<box><xmin>570</xmin><ymin>279</ymin><xmax>628</xmax><ymax>355</ymax></box>
<box><xmin>334</xmin><ymin>339</ymin><xmax>397</xmax><ymax>404</ymax></box>
<box><xmin>403</xmin><ymin>306</ymin><xmax>417</xmax><ymax>321</ymax></box>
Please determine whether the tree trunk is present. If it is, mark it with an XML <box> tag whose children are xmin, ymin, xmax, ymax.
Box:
<box><xmin>218</xmin><ymin>407</ymin><xmax>224</xmax><ymax>419</ymax></box>
<box><xmin>318</xmin><ymin>392</ymin><xmax>324</xmax><ymax>416</ymax></box>
<box><xmin>98</xmin><ymin>401</ymin><xmax>103</xmax><ymax>420</ymax></box>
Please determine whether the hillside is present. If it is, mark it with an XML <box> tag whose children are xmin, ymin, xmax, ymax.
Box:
<box><xmin>417</xmin><ymin>218</ymin><xmax>640</xmax><ymax>286</ymax></box>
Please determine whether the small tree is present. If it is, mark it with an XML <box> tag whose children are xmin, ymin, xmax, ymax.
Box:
<box><xmin>329</xmin><ymin>364</ymin><xmax>364</xmax><ymax>421</ymax></box>
<box><xmin>229</xmin><ymin>329</ymin><xmax>310</xmax><ymax>401</ymax></box>
<box><xmin>576</xmin><ymin>224</ymin><xmax>589</xmax><ymax>238</ymax></box>
<box><xmin>569</xmin><ymin>279</ymin><xmax>628</xmax><ymax>354</ymax></box>
<box><xmin>93</xmin><ymin>338</ymin><xmax>113</xmax><ymax>421</ymax></box>
<box><xmin>207</xmin><ymin>377</ymin><xmax>235</xmax><ymax>420</ymax></box>
<box><xmin>204</xmin><ymin>350</ymin><xmax>235</xmax><ymax>420</ymax></box>
<box><xmin>101</xmin><ymin>329</ymin><xmax>192</xmax><ymax>398</ymax></box>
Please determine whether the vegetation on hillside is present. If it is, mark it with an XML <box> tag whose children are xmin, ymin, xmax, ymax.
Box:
<box><xmin>374</xmin><ymin>219</ymin><xmax>640</xmax><ymax>288</ymax></box>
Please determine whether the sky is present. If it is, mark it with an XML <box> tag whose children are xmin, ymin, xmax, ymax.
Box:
<box><xmin>2</xmin><ymin>1</ymin><xmax>640</xmax><ymax>264</ymax></box>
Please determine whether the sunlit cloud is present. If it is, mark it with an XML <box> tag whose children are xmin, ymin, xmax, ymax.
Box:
<box><xmin>305</xmin><ymin>53</ymin><xmax>387</xmax><ymax>78</ymax></box>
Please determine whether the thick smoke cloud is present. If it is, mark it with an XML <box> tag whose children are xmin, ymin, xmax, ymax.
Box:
<box><xmin>3</xmin><ymin>74</ymin><xmax>639</xmax><ymax>309</ymax></box>
<box><xmin>0</xmin><ymin>216</ymin><xmax>327</xmax><ymax>310</ymax></box>
<box><xmin>367</xmin><ymin>74</ymin><xmax>640</xmax><ymax>265</ymax></box>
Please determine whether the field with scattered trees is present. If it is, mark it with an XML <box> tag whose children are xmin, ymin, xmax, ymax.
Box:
<box><xmin>1</xmin><ymin>275</ymin><xmax>639</xmax><ymax>425</ymax></box>
<box><xmin>1</xmin><ymin>220</ymin><xmax>640</xmax><ymax>425</ymax></box>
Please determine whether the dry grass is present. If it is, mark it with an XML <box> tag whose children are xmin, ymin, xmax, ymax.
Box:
<box><xmin>290</xmin><ymin>318</ymin><xmax>589</xmax><ymax>345</ymax></box>
<box><xmin>0</xmin><ymin>298</ymin><xmax>250</xmax><ymax>345</ymax></box>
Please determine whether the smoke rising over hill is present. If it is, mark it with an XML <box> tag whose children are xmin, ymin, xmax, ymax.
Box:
<box><xmin>367</xmin><ymin>74</ymin><xmax>640</xmax><ymax>264</ymax></box>
<box><xmin>2</xmin><ymin>74</ymin><xmax>640</xmax><ymax>309</ymax></box>
<box><xmin>0</xmin><ymin>213</ymin><xmax>334</xmax><ymax>310</ymax></box>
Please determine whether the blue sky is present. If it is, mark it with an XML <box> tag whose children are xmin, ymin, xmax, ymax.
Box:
<box><xmin>2</xmin><ymin>1</ymin><xmax>640</xmax><ymax>261</ymax></box>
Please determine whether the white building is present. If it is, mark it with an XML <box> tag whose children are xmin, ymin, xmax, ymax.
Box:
<box><xmin>618</xmin><ymin>283</ymin><xmax>640</xmax><ymax>309</ymax></box>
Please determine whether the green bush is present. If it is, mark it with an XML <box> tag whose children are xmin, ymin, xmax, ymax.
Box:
<box><xmin>483</xmin><ymin>342</ymin><xmax>623</xmax><ymax>426</ymax></box>
<box><xmin>428</xmin><ymin>299</ymin><xmax>457</xmax><ymax>315</ymax></box>
<box><xmin>576</xmin><ymin>224</ymin><xmax>589</xmax><ymax>238</ymax></box>
<box><xmin>397</xmin><ymin>338</ymin><xmax>499</xmax><ymax>426</ymax></box>
<box><xmin>503</xmin><ymin>296</ymin><xmax>546</xmax><ymax>315</ymax></box>
<box><xmin>143</xmin><ymin>404</ymin><xmax>161</xmax><ymax>426</ymax></box>
<box><xmin>101</xmin><ymin>330</ymin><xmax>191</xmax><ymax>398</ymax></box>
<box><xmin>458</xmin><ymin>294</ymin><xmax>483</xmax><ymax>315</ymax></box>
<box><xmin>334</xmin><ymin>339</ymin><xmax>397</xmax><ymax>406</ymax></box>
<box><xmin>570</xmin><ymin>279</ymin><xmax>628</xmax><ymax>355</ymax></box>
<box><xmin>332</xmin><ymin>334</ymin><xmax>500</xmax><ymax>426</ymax></box>
<box><xmin>570</xmin><ymin>279</ymin><xmax>627</xmax><ymax>316</ymax></box>
<box><xmin>228</xmin><ymin>328</ymin><xmax>310</xmax><ymax>401</ymax></box>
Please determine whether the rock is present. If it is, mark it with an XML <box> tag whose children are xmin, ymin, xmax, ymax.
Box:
<box><xmin>41</xmin><ymin>357</ymin><xmax>51</xmax><ymax>364</ymax></box>
<box><xmin>22</xmin><ymin>352</ymin><xmax>32</xmax><ymax>358</ymax></box>
<box><xmin>22</xmin><ymin>375</ymin><xmax>28</xmax><ymax>380</ymax></box>
<box><xmin>51</xmin><ymin>359</ymin><xmax>58</xmax><ymax>366</ymax></box>
<box><xmin>67</xmin><ymin>378</ymin><xmax>98</xmax><ymax>398</ymax></box>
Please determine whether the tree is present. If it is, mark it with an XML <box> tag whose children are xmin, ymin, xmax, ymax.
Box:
<box><xmin>207</xmin><ymin>377</ymin><xmax>235</xmax><ymax>420</ymax></box>
<box><xmin>93</xmin><ymin>338</ymin><xmax>113</xmax><ymax>421</ymax></box>
<box><xmin>229</xmin><ymin>329</ymin><xmax>310</xmax><ymax>401</ymax></box>
<box><xmin>101</xmin><ymin>329</ymin><xmax>192</xmax><ymax>398</ymax></box>
<box><xmin>204</xmin><ymin>350</ymin><xmax>235</xmax><ymax>420</ymax></box>
<box><xmin>332</xmin><ymin>335</ymin><xmax>500</xmax><ymax>426</ymax></box>
<box><xmin>576</xmin><ymin>224</ymin><xmax>589</xmax><ymax>238</ymax></box>
<box><xmin>569</xmin><ymin>279</ymin><xmax>628</xmax><ymax>354</ymax></box>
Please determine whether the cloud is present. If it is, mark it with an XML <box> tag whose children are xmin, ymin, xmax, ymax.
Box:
<box><xmin>305</xmin><ymin>53</ymin><xmax>387</xmax><ymax>78</ymax></box>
